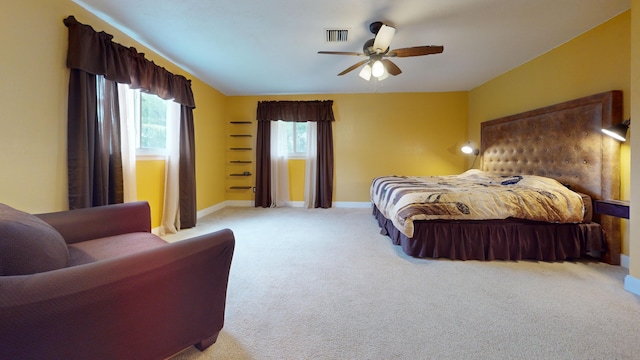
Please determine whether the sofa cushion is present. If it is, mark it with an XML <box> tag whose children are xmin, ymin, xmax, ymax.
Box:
<box><xmin>67</xmin><ymin>232</ymin><xmax>167</xmax><ymax>266</ymax></box>
<box><xmin>0</xmin><ymin>203</ymin><xmax>70</xmax><ymax>275</ymax></box>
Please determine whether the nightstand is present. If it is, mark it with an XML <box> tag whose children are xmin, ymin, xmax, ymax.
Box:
<box><xmin>594</xmin><ymin>199</ymin><xmax>630</xmax><ymax>219</ymax></box>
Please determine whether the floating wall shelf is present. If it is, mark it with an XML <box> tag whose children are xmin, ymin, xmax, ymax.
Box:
<box><xmin>227</xmin><ymin>121</ymin><xmax>254</xmax><ymax>192</ymax></box>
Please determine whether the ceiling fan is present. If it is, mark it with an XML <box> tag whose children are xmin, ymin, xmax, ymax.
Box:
<box><xmin>318</xmin><ymin>21</ymin><xmax>444</xmax><ymax>81</ymax></box>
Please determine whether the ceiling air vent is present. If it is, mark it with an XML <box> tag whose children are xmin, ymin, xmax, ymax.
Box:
<box><xmin>325</xmin><ymin>28</ymin><xmax>349</xmax><ymax>43</ymax></box>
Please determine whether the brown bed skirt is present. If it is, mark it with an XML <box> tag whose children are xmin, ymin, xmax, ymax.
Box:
<box><xmin>373</xmin><ymin>206</ymin><xmax>607</xmax><ymax>261</ymax></box>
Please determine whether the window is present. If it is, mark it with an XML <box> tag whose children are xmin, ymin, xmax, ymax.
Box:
<box><xmin>139</xmin><ymin>93</ymin><xmax>167</xmax><ymax>149</ymax></box>
<box><xmin>135</xmin><ymin>92</ymin><xmax>168</xmax><ymax>155</ymax></box>
<box><xmin>283</xmin><ymin>121</ymin><xmax>308</xmax><ymax>157</ymax></box>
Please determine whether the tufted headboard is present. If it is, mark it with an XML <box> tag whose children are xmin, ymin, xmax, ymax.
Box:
<box><xmin>480</xmin><ymin>90</ymin><xmax>622</xmax><ymax>264</ymax></box>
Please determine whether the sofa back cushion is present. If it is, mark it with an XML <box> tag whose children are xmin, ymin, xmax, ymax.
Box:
<box><xmin>0</xmin><ymin>203</ymin><xmax>70</xmax><ymax>275</ymax></box>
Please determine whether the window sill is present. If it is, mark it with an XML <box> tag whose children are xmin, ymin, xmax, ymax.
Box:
<box><xmin>136</xmin><ymin>154</ymin><xmax>167</xmax><ymax>161</ymax></box>
<box><xmin>287</xmin><ymin>154</ymin><xmax>307</xmax><ymax>160</ymax></box>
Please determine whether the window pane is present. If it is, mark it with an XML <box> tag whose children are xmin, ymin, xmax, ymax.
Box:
<box><xmin>140</xmin><ymin>92</ymin><xmax>167</xmax><ymax>149</ymax></box>
<box><xmin>281</xmin><ymin>121</ymin><xmax>293</xmax><ymax>154</ymax></box>
<box><xmin>295</xmin><ymin>122</ymin><xmax>307</xmax><ymax>153</ymax></box>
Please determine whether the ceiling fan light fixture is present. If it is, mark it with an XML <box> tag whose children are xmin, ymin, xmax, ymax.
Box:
<box><xmin>318</xmin><ymin>21</ymin><xmax>444</xmax><ymax>81</ymax></box>
<box><xmin>359</xmin><ymin>64</ymin><xmax>372</xmax><ymax>81</ymax></box>
<box><xmin>371</xmin><ymin>60</ymin><xmax>385</xmax><ymax>77</ymax></box>
<box><xmin>376</xmin><ymin>67</ymin><xmax>389</xmax><ymax>81</ymax></box>
<box><xmin>372</xmin><ymin>24</ymin><xmax>396</xmax><ymax>53</ymax></box>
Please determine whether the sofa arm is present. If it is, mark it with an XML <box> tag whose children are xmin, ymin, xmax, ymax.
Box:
<box><xmin>0</xmin><ymin>228</ymin><xmax>235</xmax><ymax>360</ymax></box>
<box><xmin>36</xmin><ymin>201</ymin><xmax>152</xmax><ymax>244</ymax></box>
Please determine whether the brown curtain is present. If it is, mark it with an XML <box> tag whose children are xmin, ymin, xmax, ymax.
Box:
<box><xmin>64</xmin><ymin>16</ymin><xmax>197</xmax><ymax>227</ymax></box>
<box><xmin>315</xmin><ymin>120</ymin><xmax>334</xmax><ymax>208</ymax></box>
<box><xmin>67</xmin><ymin>71</ymin><xmax>123</xmax><ymax>208</ymax></box>
<box><xmin>254</xmin><ymin>120</ymin><xmax>272</xmax><ymax>207</ymax></box>
<box><xmin>179</xmin><ymin>106</ymin><xmax>197</xmax><ymax>228</ymax></box>
<box><xmin>255</xmin><ymin>100</ymin><xmax>335</xmax><ymax>208</ymax></box>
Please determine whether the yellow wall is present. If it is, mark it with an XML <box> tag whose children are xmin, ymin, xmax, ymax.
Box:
<box><xmin>469</xmin><ymin>11</ymin><xmax>631</xmax><ymax>255</ymax></box>
<box><xmin>226</xmin><ymin>92</ymin><xmax>469</xmax><ymax>203</ymax></box>
<box><xmin>136</xmin><ymin>160</ymin><xmax>165</xmax><ymax>227</ymax></box>
<box><xmin>0</xmin><ymin>0</ymin><xmax>227</xmax><ymax>224</ymax></box>
<box><xmin>629</xmin><ymin>0</ymin><xmax>640</xmax><ymax>280</ymax></box>
<box><xmin>1</xmin><ymin>0</ymin><xmax>73</xmax><ymax>212</ymax></box>
<box><xmin>191</xmin><ymin>81</ymin><xmax>228</xmax><ymax>213</ymax></box>
<box><xmin>289</xmin><ymin>159</ymin><xmax>306</xmax><ymax>202</ymax></box>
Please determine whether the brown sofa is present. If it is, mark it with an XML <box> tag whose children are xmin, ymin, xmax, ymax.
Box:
<box><xmin>0</xmin><ymin>201</ymin><xmax>235</xmax><ymax>360</ymax></box>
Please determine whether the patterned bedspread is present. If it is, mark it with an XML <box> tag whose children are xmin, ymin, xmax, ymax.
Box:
<box><xmin>370</xmin><ymin>170</ymin><xmax>585</xmax><ymax>238</ymax></box>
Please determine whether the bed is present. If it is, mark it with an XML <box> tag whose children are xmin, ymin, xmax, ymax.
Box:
<box><xmin>372</xmin><ymin>91</ymin><xmax>622</xmax><ymax>264</ymax></box>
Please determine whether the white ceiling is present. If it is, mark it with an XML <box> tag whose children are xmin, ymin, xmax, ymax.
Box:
<box><xmin>72</xmin><ymin>0</ymin><xmax>630</xmax><ymax>96</ymax></box>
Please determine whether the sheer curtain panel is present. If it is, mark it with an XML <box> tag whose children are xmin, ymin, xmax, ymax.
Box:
<box><xmin>270</xmin><ymin>121</ymin><xmax>291</xmax><ymax>207</ymax></box>
<box><xmin>160</xmin><ymin>101</ymin><xmax>182</xmax><ymax>234</ymax></box>
<box><xmin>303</xmin><ymin>122</ymin><xmax>318</xmax><ymax>208</ymax></box>
<box><xmin>117</xmin><ymin>84</ymin><xmax>138</xmax><ymax>203</ymax></box>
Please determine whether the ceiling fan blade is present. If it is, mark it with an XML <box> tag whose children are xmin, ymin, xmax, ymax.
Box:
<box><xmin>318</xmin><ymin>51</ymin><xmax>366</xmax><ymax>56</ymax></box>
<box><xmin>372</xmin><ymin>24</ymin><xmax>396</xmax><ymax>53</ymax></box>
<box><xmin>388</xmin><ymin>45</ymin><xmax>444</xmax><ymax>57</ymax></box>
<box><xmin>382</xmin><ymin>59</ymin><xmax>402</xmax><ymax>76</ymax></box>
<box><xmin>338</xmin><ymin>60</ymin><xmax>369</xmax><ymax>76</ymax></box>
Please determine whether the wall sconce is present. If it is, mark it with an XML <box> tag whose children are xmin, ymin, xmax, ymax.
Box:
<box><xmin>602</xmin><ymin>119</ymin><xmax>630</xmax><ymax>142</ymax></box>
<box><xmin>461</xmin><ymin>141</ymin><xmax>479</xmax><ymax>169</ymax></box>
<box><xmin>461</xmin><ymin>142</ymin><xmax>479</xmax><ymax>156</ymax></box>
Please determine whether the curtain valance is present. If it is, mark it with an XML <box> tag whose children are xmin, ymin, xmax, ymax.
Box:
<box><xmin>256</xmin><ymin>100</ymin><xmax>335</xmax><ymax>122</ymax></box>
<box><xmin>63</xmin><ymin>16</ymin><xmax>195</xmax><ymax>108</ymax></box>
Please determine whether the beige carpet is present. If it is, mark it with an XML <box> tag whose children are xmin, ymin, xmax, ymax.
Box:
<box><xmin>164</xmin><ymin>206</ymin><xmax>640</xmax><ymax>360</ymax></box>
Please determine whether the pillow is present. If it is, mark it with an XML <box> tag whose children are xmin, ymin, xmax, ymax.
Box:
<box><xmin>0</xmin><ymin>203</ymin><xmax>69</xmax><ymax>276</ymax></box>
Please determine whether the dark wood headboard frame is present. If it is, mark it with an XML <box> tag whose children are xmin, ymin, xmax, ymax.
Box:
<box><xmin>480</xmin><ymin>90</ymin><xmax>622</xmax><ymax>264</ymax></box>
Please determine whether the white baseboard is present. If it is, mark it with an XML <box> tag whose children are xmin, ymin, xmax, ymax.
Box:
<box><xmin>624</xmin><ymin>275</ymin><xmax>640</xmax><ymax>296</ymax></box>
<box><xmin>621</xmin><ymin>254</ymin><xmax>630</xmax><ymax>269</ymax></box>
<box><xmin>195</xmin><ymin>200</ymin><xmax>251</xmax><ymax>220</ymax></box>
<box><xmin>221</xmin><ymin>200</ymin><xmax>254</xmax><ymax>208</ymax></box>
<box><xmin>196</xmin><ymin>201</ymin><xmax>228</xmax><ymax>218</ymax></box>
